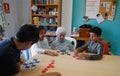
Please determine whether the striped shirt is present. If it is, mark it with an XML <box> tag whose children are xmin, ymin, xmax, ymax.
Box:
<box><xmin>78</xmin><ymin>40</ymin><xmax>103</xmax><ymax>60</ymax></box>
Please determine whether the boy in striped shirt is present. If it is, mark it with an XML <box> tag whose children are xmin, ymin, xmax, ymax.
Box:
<box><xmin>75</xmin><ymin>26</ymin><xmax>103</xmax><ymax>60</ymax></box>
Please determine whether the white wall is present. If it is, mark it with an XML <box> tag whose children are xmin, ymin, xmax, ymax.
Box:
<box><xmin>3</xmin><ymin>0</ymin><xmax>31</xmax><ymax>37</ymax></box>
<box><xmin>3</xmin><ymin>0</ymin><xmax>20</xmax><ymax>37</ymax></box>
<box><xmin>0</xmin><ymin>0</ymin><xmax>2</xmax><ymax>3</ymax></box>
<box><xmin>21</xmin><ymin>0</ymin><xmax>31</xmax><ymax>24</ymax></box>
<box><xmin>62</xmin><ymin>0</ymin><xmax>73</xmax><ymax>36</ymax></box>
<box><xmin>3</xmin><ymin>0</ymin><xmax>73</xmax><ymax>37</ymax></box>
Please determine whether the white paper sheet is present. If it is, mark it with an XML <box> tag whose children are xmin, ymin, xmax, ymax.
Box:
<box><xmin>96</xmin><ymin>13</ymin><xmax>104</xmax><ymax>23</ymax></box>
<box><xmin>85</xmin><ymin>0</ymin><xmax>100</xmax><ymax>19</ymax></box>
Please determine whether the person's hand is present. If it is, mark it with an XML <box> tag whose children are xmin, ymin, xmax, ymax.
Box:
<box><xmin>74</xmin><ymin>48</ymin><xmax>79</xmax><ymax>56</ymax></box>
<box><xmin>17</xmin><ymin>62</ymin><xmax>23</xmax><ymax>70</ymax></box>
<box><xmin>39</xmin><ymin>72</ymin><xmax>61</xmax><ymax>76</ymax></box>
<box><xmin>78</xmin><ymin>52</ymin><xmax>86</xmax><ymax>59</ymax></box>
<box><xmin>54</xmin><ymin>47</ymin><xmax>59</xmax><ymax>50</ymax></box>
<box><xmin>45</xmin><ymin>50</ymin><xmax>58</xmax><ymax>56</ymax></box>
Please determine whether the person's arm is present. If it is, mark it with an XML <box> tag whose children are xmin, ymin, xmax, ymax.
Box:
<box><xmin>74</xmin><ymin>41</ymin><xmax>90</xmax><ymax>56</ymax></box>
<box><xmin>13</xmin><ymin>72</ymin><xmax>21</xmax><ymax>76</ymax></box>
<box><xmin>31</xmin><ymin>42</ymin><xmax>58</xmax><ymax>56</ymax></box>
<box><xmin>85</xmin><ymin>42</ymin><xmax>103</xmax><ymax>60</ymax></box>
<box><xmin>77</xmin><ymin>41</ymin><xmax>89</xmax><ymax>52</ymax></box>
<box><xmin>44</xmin><ymin>50</ymin><xmax>58</xmax><ymax>56</ymax></box>
<box><xmin>14</xmin><ymin>71</ymin><xmax>61</xmax><ymax>76</ymax></box>
<box><xmin>1</xmin><ymin>50</ymin><xmax>20</xmax><ymax>76</ymax></box>
<box><xmin>31</xmin><ymin>43</ymin><xmax>46</xmax><ymax>54</ymax></box>
<box><xmin>39</xmin><ymin>72</ymin><xmax>61</xmax><ymax>76</ymax></box>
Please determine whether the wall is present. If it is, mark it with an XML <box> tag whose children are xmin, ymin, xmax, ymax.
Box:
<box><xmin>61</xmin><ymin>0</ymin><xmax>73</xmax><ymax>36</ymax></box>
<box><xmin>2</xmin><ymin>0</ymin><xmax>31</xmax><ymax>38</ymax></box>
<box><xmin>3</xmin><ymin>0</ymin><xmax>72</xmax><ymax>37</ymax></box>
<box><xmin>21</xmin><ymin>0</ymin><xmax>31</xmax><ymax>24</ymax></box>
<box><xmin>72</xmin><ymin>0</ymin><xmax>120</xmax><ymax>55</ymax></box>
<box><xmin>0</xmin><ymin>0</ymin><xmax>2</xmax><ymax>3</ymax></box>
<box><xmin>3</xmin><ymin>0</ymin><xmax>120</xmax><ymax>55</ymax></box>
<box><xmin>3</xmin><ymin>0</ymin><xmax>21</xmax><ymax>37</ymax></box>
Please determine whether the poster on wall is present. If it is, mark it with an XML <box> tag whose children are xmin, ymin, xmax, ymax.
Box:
<box><xmin>85</xmin><ymin>0</ymin><xmax>100</xmax><ymax>19</ymax></box>
<box><xmin>99</xmin><ymin>0</ymin><xmax>116</xmax><ymax>21</ymax></box>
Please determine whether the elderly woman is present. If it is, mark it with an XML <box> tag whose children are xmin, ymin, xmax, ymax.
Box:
<box><xmin>51</xmin><ymin>27</ymin><xmax>74</xmax><ymax>52</ymax></box>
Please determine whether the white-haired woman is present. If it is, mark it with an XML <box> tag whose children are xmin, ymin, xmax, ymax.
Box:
<box><xmin>51</xmin><ymin>27</ymin><xmax>74</xmax><ymax>52</ymax></box>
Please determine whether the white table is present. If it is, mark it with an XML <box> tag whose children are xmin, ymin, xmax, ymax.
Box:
<box><xmin>21</xmin><ymin>54</ymin><xmax>120</xmax><ymax>76</ymax></box>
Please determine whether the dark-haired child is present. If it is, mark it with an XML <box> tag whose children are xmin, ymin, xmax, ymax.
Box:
<box><xmin>31</xmin><ymin>26</ymin><xmax>58</xmax><ymax>57</ymax></box>
<box><xmin>75</xmin><ymin>26</ymin><xmax>103</xmax><ymax>60</ymax></box>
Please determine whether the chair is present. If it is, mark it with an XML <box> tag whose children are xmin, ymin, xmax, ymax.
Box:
<box><xmin>101</xmin><ymin>40</ymin><xmax>110</xmax><ymax>55</ymax></box>
<box><xmin>65</xmin><ymin>36</ymin><xmax>77</xmax><ymax>50</ymax></box>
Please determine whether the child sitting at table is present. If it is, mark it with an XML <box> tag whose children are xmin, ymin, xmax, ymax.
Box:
<box><xmin>31</xmin><ymin>26</ymin><xmax>58</xmax><ymax>57</ymax></box>
<box><xmin>51</xmin><ymin>26</ymin><xmax>74</xmax><ymax>52</ymax></box>
<box><xmin>74</xmin><ymin>26</ymin><xmax>103</xmax><ymax>60</ymax></box>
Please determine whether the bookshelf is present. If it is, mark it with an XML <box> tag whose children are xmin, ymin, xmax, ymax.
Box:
<box><xmin>31</xmin><ymin>0</ymin><xmax>62</xmax><ymax>44</ymax></box>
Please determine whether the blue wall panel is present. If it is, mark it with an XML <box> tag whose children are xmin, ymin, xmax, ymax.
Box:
<box><xmin>72</xmin><ymin>0</ymin><xmax>120</xmax><ymax>55</ymax></box>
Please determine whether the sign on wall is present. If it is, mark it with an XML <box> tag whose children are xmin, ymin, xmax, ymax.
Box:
<box><xmin>85</xmin><ymin>0</ymin><xmax>116</xmax><ymax>21</ymax></box>
<box><xmin>3</xmin><ymin>2</ymin><xmax>10</xmax><ymax>13</ymax></box>
<box><xmin>85</xmin><ymin>0</ymin><xmax>100</xmax><ymax>19</ymax></box>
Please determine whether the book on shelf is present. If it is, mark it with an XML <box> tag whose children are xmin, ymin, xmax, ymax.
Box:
<box><xmin>39</xmin><ymin>17</ymin><xmax>57</xmax><ymax>26</ymax></box>
<box><xmin>54</xmin><ymin>0</ymin><xmax>58</xmax><ymax>4</ymax></box>
<box><xmin>32</xmin><ymin>0</ymin><xmax>61</xmax><ymax>45</ymax></box>
<box><xmin>34</xmin><ymin>0</ymin><xmax>58</xmax><ymax>4</ymax></box>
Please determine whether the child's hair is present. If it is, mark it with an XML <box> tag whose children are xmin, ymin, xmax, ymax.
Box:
<box><xmin>38</xmin><ymin>25</ymin><xmax>46</xmax><ymax>32</ymax></box>
<box><xmin>15</xmin><ymin>24</ymin><xmax>39</xmax><ymax>43</ymax></box>
<box><xmin>90</xmin><ymin>26</ymin><xmax>102</xmax><ymax>36</ymax></box>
